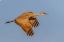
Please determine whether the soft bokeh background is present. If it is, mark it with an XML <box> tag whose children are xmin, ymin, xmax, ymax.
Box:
<box><xmin>0</xmin><ymin>0</ymin><xmax>64</xmax><ymax>42</ymax></box>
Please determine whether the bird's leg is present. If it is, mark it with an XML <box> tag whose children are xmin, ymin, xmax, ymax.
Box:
<box><xmin>5</xmin><ymin>20</ymin><xmax>14</xmax><ymax>24</ymax></box>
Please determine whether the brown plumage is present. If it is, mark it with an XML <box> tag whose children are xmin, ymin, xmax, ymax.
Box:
<box><xmin>29</xmin><ymin>17</ymin><xmax>39</xmax><ymax>27</ymax></box>
<box><xmin>5</xmin><ymin>12</ymin><xmax>46</xmax><ymax>36</ymax></box>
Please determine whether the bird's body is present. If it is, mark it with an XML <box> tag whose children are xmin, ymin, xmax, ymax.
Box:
<box><xmin>5</xmin><ymin>12</ymin><xmax>47</xmax><ymax>36</ymax></box>
<box><xmin>15</xmin><ymin>18</ymin><xmax>34</xmax><ymax>36</ymax></box>
<box><xmin>14</xmin><ymin>12</ymin><xmax>39</xmax><ymax>36</ymax></box>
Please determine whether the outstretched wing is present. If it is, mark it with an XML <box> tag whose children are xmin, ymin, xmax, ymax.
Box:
<box><xmin>15</xmin><ymin>19</ymin><xmax>34</xmax><ymax>36</ymax></box>
<box><xmin>21</xmin><ymin>22</ymin><xmax>34</xmax><ymax>36</ymax></box>
<box><xmin>29</xmin><ymin>17</ymin><xmax>39</xmax><ymax>27</ymax></box>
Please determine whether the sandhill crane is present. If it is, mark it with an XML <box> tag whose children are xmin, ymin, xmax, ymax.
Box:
<box><xmin>5</xmin><ymin>12</ymin><xmax>47</xmax><ymax>36</ymax></box>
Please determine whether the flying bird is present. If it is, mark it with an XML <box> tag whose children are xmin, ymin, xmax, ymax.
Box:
<box><xmin>5</xmin><ymin>12</ymin><xmax>47</xmax><ymax>36</ymax></box>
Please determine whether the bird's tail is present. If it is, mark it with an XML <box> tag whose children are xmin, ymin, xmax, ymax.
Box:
<box><xmin>5</xmin><ymin>20</ymin><xmax>15</xmax><ymax>24</ymax></box>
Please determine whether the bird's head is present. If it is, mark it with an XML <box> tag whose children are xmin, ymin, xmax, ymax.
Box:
<box><xmin>40</xmin><ymin>12</ymin><xmax>48</xmax><ymax>16</ymax></box>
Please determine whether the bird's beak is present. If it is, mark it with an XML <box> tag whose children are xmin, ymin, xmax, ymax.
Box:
<box><xmin>44</xmin><ymin>13</ymin><xmax>49</xmax><ymax>15</ymax></box>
